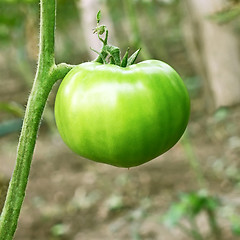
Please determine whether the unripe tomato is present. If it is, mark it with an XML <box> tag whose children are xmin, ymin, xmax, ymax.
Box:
<box><xmin>55</xmin><ymin>60</ymin><xmax>190</xmax><ymax>168</ymax></box>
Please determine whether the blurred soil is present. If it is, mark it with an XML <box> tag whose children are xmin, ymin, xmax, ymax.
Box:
<box><xmin>0</xmin><ymin>102</ymin><xmax>240</xmax><ymax>240</ymax></box>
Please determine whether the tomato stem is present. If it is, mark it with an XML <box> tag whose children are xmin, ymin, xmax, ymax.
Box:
<box><xmin>92</xmin><ymin>11</ymin><xmax>141</xmax><ymax>67</ymax></box>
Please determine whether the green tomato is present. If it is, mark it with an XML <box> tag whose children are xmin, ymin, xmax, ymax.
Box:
<box><xmin>54</xmin><ymin>60</ymin><xmax>190</xmax><ymax>168</ymax></box>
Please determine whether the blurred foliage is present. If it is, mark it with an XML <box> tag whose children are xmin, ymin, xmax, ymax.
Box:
<box><xmin>50</xmin><ymin>223</ymin><xmax>70</xmax><ymax>237</ymax></box>
<box><xmin>105</xmin><ymin>0</ymin><xmax>186</xmax><ymax>63</ymax></box>
<box><xmin>163</xmin><ymin>190</ymin><xmax>221</xmax><ymax>240</ymax></box>
<box><xmin>230</xmin><ymin>214</ymin><xmax>240</xmax><ymax>236</ymax></box>
<box><xmin>56</xmin><ymin>0</ymin><xmax>79</xmax><ymax>29</ymax></box>
<box><xmin>0</xmin><ymin>0</ymin><xmax>37</xmax><ymax>41</ymax></box>
<box><xmin>0</xmin><ymin>119</ymin><xmax>22</xmax><ymax>137</ymax></box>
<box><xmin>0</xmin><ymin>0</ymin><xmax>80</xmax><ymax>134</ymax></box>
<box><xmin>163</xmin><ymin>190</ymin><xmax>220</xmax><ymax>225</ymax></box>
<box><xmin>208</xmin><ymin>1</ymin><xmax>240</xmax><ymax>32</ymax></box>
<box><xmin>0</xmin><ymin>102</ymin><xmax>24</xmax><ymax>136</ymax></box>
<box><xmin>0</xmin><ymin>102</ymin><xmax>24</xmax><ymax>117</ymax></box>
<box><xmin>184</xmin><ymin>76</ymin><xmax>202</xmax><ymax>98</ymax></box>
<box><xmin>210</xmin><ymin>6</ymin><xmax>240</xmax><ymax>24</ymax></box>
<box><xmin>213</xmin><ymin>107</ymin><xmax>229</xmax><ymax>123</ymax></box>
<box><xmin>0</xmin><ymin>0</ymin><xmax>78</xmax><ymax>46</ymax></box>
<box><xmin>181</xmin><ymin>132</ymin><xmax>206</xmax><ymax>189</ymax></box>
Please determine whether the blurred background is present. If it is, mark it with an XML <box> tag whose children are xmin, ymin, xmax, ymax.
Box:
<box><xmin>0</xmin><ymin>0</ymin><xmax>240</xmax><ymax>239</ymax></box>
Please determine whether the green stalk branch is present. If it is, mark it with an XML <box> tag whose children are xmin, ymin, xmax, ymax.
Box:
<box><xmin>0</xmin><ymin>1</ymin><xmax>73</xmax><ymax>239</ymax></box>
<box><xmin>51</xmin><ymin>63</ymin><xmax>76</xmax><ymax>81</ymax></box>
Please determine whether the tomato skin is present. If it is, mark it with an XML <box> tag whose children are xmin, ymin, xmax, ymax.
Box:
<box><xmin>54</xmin><ymin>60</ymin><xmax>190</xmax><ymax>168</ymax></box>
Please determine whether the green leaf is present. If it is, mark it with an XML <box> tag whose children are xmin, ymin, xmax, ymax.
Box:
<box><xmin>105</xmin><ymin>45</ymin><xmax>121</xmax><ymax>66</ymax></box>
<box><xmin>96</xmin><ymin>10</ymin><xmax>101</xmax><ymax>24</ymax></box>
<box><xmin>98</xmin><ymin>25</ymin><xmax>106</xmax><ymax>35</ymax></box>
<box><xmin>90</xmin><ymin>47</ymin><xmax>107</xmax><ymax>64</ymax></box>
<box><xmin>93</xmin><ymin>25</ymin><xmax>106</xmax><ymax>35</ymax></box>
<box><xmin>109</xmin><ymin>56</ymin><xmax>115</xmax><ymax>64</ymax></box>
<box><xmin>163</xmin><ymin>202</ymin><xmax>187</xmax><ymax>227</ymax></box>
<box><xmin>121</xmin><ymin>47</ymin><xmax>129</xmax><ymax>67</ymax></box>
<box><xmin>127</xmin><ymin>48</ymin><xmax>141</xmax><ymax>66</ymax></box>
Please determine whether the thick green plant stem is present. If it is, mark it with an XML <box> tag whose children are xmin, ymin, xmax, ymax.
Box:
<box><xmin>0</xmin><ymin>1</ymin><xmax>73</xmax><ymax>239</ymax></box>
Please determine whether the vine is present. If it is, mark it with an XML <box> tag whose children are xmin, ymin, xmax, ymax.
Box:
<box><xmin>0</xmin><ymin>1</ymin><xmax>74</xmax><ymax>239</ymax></box>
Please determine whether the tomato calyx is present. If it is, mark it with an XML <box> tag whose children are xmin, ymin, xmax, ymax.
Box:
<box><xmin>92</xmin><ymin>11</ymin><xmax>141</xmax><ymax>67</ymax></box>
